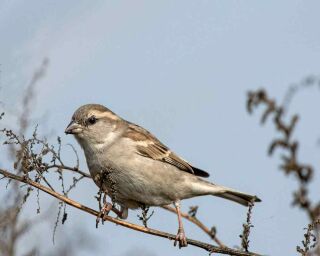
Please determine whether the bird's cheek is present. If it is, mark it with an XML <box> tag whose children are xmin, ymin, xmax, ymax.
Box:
<box><xmin>75</xmin><ymin>132</ymin><xmax>85</xmax><ymax>139</ymax></box>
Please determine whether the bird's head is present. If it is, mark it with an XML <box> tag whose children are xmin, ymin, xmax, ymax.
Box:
<box><xmin>65</xmin><ymin>104</ymin><xmax>122</xmax><ymax>148</ymax></box>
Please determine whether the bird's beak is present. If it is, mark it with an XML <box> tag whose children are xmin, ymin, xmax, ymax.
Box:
<box><xmin>65</xmin><ymin>121</ymin><xmax>82</xmax><ymax>134</ymax></box>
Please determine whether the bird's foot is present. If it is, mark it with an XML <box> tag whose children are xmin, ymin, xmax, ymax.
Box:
<box><xmin>174</xmin><ymin>228</ymin><xmax>188</xmax><ymax>248</ymax></box>
<box><xmin>96</xmin><ymin>202</ymin><xmax>112</xmax><ymax>228</ymax></box>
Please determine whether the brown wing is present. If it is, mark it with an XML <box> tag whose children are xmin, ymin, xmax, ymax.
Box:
<box><xmin>124</xmin><ymin>123</ymin><xmax>209</xmax><ymax>178</ymax></box>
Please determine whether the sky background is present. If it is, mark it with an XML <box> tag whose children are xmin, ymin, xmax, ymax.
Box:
<box><xmin>1</xmin><ymin>1</ymin><xmax>320</xmax><ymax>256</ymax></box>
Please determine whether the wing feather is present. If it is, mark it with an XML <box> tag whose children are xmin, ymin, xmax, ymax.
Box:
<box><xmin>124</xmin><ymin>123</ymin><xmax>209</xmax><ymax>178</ymax></box>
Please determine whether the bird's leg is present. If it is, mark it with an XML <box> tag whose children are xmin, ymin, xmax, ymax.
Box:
<box><xmin>96</xmin><ymin>189</ymin><xmax>129</xmax><ymax>227</ymax></box>
<box><xmin>96</xmin><ymin>192</ymin><xmax>113</xmax><ymax>227</ymax></box>
<box><xmin>173</xmin><ymin>200</ymin><xmax>188</xmax><ymax>248</ymax></box>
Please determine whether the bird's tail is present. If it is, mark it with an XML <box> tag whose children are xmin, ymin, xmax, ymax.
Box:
<box><xmin>193</xmin><ymin>180</ymin><xmax>261</xmax><ymax>206</ymax></box>
<box><xmin>213</xmin><ymin>187</ymin><xmax>261</xmax><ymax>206</ymax></box>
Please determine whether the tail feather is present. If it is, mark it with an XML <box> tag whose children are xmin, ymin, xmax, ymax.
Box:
<box><xmin>215</xmin><ymin>189</ymin><xmax>261</xmax><ymax>206</ymax></box>
<box><xmin>191</xmin><ymin>180</ymin><xmax>261</xmax><ymax>206</ymax></box>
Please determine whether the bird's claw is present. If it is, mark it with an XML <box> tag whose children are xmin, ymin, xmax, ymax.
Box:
<box><xmin>96</xmin><ymin>202</ymin><xmax>112</xmax><ymax>228</ymax></box>
<box><xmin>174</xmin><ymin>229</ymin><xmax>188</xmax><ymax>248</ymax></box>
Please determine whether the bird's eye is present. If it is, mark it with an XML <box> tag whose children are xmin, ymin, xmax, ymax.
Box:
<box><xmin>87</xmin><ymin>116</ymin><xmax>97</xmax><ymax>125</ymax></box>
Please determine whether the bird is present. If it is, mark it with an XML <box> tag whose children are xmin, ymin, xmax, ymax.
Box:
<box><xmin>65</xmin><ymin>104</ymin><xmax>261</xmax><ymax>248</ymax></box>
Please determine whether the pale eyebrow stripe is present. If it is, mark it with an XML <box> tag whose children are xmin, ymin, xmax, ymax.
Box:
<box><xmin>90</xmin><ymin>111</ymin><xmax>119</xmax><ymax>120</ymax></box>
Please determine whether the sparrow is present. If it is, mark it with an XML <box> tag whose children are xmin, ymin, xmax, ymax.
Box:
<box><xmin>65</xmin><ymin>104</ymin><xmax>261</xmax><ymax>248</ymax></box>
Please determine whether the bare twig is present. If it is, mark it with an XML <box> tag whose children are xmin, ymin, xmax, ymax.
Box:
<box><xmin>19</xmin><ymin>58</ymin><xmax>49</xmax><ymax>134</ymax></box>
<box><xmin>46</xmin><ymin>164</ymin><xmax>90</xmax><ymax>178</ymax></box>
<box><xmin>137</xmin><ymin>205</ymin><xmax>154</xmax><ymax>228</ymax></box>
<box><xmin>162</xmin><ymin>205</ymin><xmax>226</xmax><ymax>248</ymax></box>
<box><xmin>297</xmin><ymin>219</ymin><xmax>320</xmax><ymax>256</ymax></box>
<box><xmin>247</xmin><ymin>88</ymin><xmax>320</xmax><ymax>254</ymax></box>
<box><xmin>282</xmin><ymin>75</ymin><xmax>320</xmax><ymax>113</ymax></box>
<box><xmin>240</xmin><ymin>200</ymin><xmax>255</xmax><ymax>252</ymax></box>
<box><xmin>247</xmin><ymin>89</ymin><xmax>319</xmax><ymax>220</ymax></box>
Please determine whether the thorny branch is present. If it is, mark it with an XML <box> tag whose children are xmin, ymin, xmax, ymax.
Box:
<box><xmin>0</xmin><ymin>168</ymin><xmax>262</xmax><ymax>256</ymax></box>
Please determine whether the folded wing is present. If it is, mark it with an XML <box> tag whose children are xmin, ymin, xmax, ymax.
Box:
<box><xmin>124</xmin><ymin>123</ymin><xmax>210</xmax><ymax>178</ymax></box>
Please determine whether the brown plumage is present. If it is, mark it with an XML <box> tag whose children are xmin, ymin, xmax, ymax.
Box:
<box><xmin>124</xmin><ymin>124</ymin><xmax>209</xmax><ymax>177</ymax></box>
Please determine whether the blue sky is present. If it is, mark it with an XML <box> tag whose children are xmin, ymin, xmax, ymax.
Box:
<box><xmin>1</xmin><ymin>1</ymin><xmax>320</xmax><ymax>255</ymax></box>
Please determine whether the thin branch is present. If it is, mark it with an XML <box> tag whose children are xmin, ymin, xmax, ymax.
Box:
<box><xmin>247</xmin><ymin>89</ymin><xmax>319</xmax><ymax>220</ymax></box>
<box><xmin>247</xmin><ymin>88</ymin><xmax>320</xmax><ymax>254</ymax></box>
<box><xmin>297</xmin><ymin>219</ymin><xmax>320</xmax><ymax>255</ymax></box>
<box><xmin>0</xmin><ymin>168</ymin><xmax>262</xmax><ymax>256</ymax></box>
<box><xmin>162</xmin><ymin>205</ymin><xmax>226</xmax><ymax>248</ymax></box>
<box><xmin>240</xmin><ymin>200</ymin><xmax>255</xmax><ymax>252</ymax></box>
<box><xmin>46</xmin><ymin>164</ymin><xmax>90</xmax><ymax>178</ymax></box>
